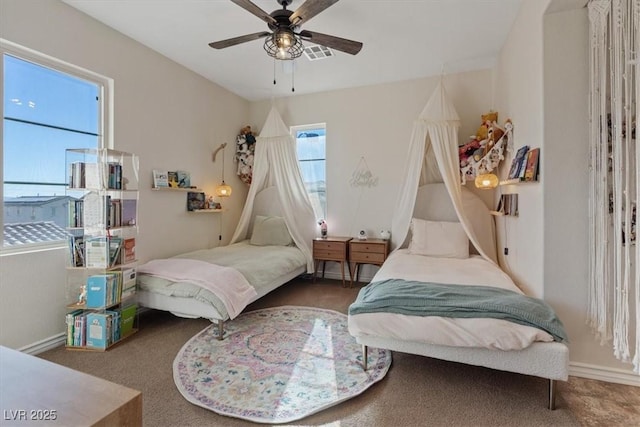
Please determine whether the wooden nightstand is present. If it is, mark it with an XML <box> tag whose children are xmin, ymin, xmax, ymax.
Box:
<box><xmin>349</xmin><ymin>238</ymin><xmax>390</xmax><ymax>286</ymax></box>
<box><xmin>313</xmin><ymin>237</ymin><xmax>353</xmax><ymax>287</ymax></box>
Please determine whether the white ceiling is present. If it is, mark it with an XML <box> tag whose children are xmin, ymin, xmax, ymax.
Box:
<box><xmin>63</xmin><ymin>0</ymin><xmax>529</xmax><ymax>102</ymax></box>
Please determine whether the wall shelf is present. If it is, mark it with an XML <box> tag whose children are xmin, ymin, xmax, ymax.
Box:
<box><xmin>152</xmin><ymin>187</ymin><xmax>202</xmax><ymax>192</ymax></box>
<box><xmin>499</xmin><ymin>178</ymin><xmax>538</xmax><ymax>186</ymax></box>
<box><xmin>188</xmin><ymin>209</ymin><xmax>222</xmax><ymax>214</ymax></box>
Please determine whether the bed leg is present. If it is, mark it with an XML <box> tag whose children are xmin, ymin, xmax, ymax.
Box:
<box><xmin>216</xmin><ymin>320</ymin><xmax>224</xmax><ymax>341</ymax></box>
<box><xmin>362</xmin><ymin>345</ymin><xmax>368</xmax><ymax>371</ymax></box>
<box><xmin>548</xmin><ymin>379</ymin><xmax>557</xmax><ymax>410</ymax></box>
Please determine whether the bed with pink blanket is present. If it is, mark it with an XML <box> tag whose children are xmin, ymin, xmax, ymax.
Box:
<box><xmin>136</xmin><ymin>186</ymin><xmax>307</xmax><ymax>338</ymax></box>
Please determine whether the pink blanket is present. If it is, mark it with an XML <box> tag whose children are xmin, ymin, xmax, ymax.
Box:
<box><xmin>137</xmin><ymin>259</ymin><xmax>257</xmax><ymax>319</ymax></box>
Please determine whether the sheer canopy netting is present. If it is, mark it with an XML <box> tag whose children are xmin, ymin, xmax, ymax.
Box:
<box><xmin>230</xmin><ymin>106</ymin><xmax>316</xmax><ymax>272</ymax></box>
<box><xmin>390</xmin><ymin>81</ymin><xmax>498</xmax><ymax>264</ymax></box>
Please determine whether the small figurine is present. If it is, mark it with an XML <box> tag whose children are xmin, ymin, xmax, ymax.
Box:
<box><xmin>78</xmin><ymin>285</ymin><xmax>87</xmax><ymax>305</ymax></box>
<box><xmin>318</xmin><ymin>219</ymin><xmax>328</xmax><ymax>238</ymax></box>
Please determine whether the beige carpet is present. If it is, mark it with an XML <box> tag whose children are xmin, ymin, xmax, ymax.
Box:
<box><xmin>40</xmin><ymin>277</ymin><xmax>583</xmax><ymax>426</ymax></box>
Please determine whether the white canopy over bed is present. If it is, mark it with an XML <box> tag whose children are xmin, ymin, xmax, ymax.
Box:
<box><xmin>390</xmin><ymin>80</ymin><xmax>497</xmax><ymax>264</ymax></box>
<box><xmin>350</xmin><ymin>80</ymin><xmax>569</xmax><ymax>409</ymax></box>
<box><xmin>230</xmin><ymin>106</ymin><xmax>316</xmax><ymax>272</ymax></box>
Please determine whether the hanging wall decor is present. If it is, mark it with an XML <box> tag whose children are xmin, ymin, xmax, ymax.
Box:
<box><xmin>235</xmin><ymin>125</ymin><xmax>256</xmax><ymax>185</ymax></box>
<box><xmin>350</xmin><ymin>156</ymin><xmax>379</xmax><ymax>188</ymax></box>
<box><xmin>587</xmin><ymin>0</ymin><xmax>638</xmax><ymax>373</ymax></box>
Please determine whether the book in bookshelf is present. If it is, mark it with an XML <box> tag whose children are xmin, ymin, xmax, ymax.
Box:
<box><xmin>86</xmin><ymin>274</ymin><xmax>116</xmax><ymax>308</ymax></box>
<box><xmin>122</xmin><ymin>199</ymin><xmax>137</xmax><ymax>226</ymax></box>
<box><xmin>85</xmin><ymin>236</ymin><xmax>108</xmax><ymax>268</ymax></box>
<box><xmin>523</xmin><ymin>148</ymin><xmax>540</xmax><ymax>181</ymax></box>
<box><xmin>122</xmin><ymin>238</ymin><xmax>136</xmax><ymax>264</ymax></box>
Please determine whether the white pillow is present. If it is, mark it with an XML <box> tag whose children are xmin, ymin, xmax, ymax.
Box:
<box><xmin>250</xmin><ymin>215</ymin><xmax>293</xmax><ymax>246</ymax></box>
<box><xmin>408</xmin><ymin>218</ymin><xmax>469</xmax><ymax>259</ymax></box>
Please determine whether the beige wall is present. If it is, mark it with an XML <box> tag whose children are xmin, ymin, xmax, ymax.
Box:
<box><xmin>0</xmin><ymin>0</ymin><xmax>249</xmax><ymax>349</ymax></box>
<box><xmin>495</xmin><ymin>0</ymin><xmax>635</xmax><ymax>377</ymax></box>
<box><xmin>249</xmin><ymin>69</ymin><xmax>495</xmax><ymax>282</ymax></box>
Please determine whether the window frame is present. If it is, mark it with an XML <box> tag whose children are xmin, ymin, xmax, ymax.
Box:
<box><xmin>291</xmin><ymin>123</ymin><xmax>327</xmax><ymax>220</ymax></box>
<box><xmin>1</xmin><ymin>38</ymin><xmax>114</xmax><ymax>254</ymax></box>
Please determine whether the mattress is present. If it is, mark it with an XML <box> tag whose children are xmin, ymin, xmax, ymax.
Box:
<box><xmin>348</xmin><ymin>249</ymin><xmax>555</xmax><ymax>351</ymax></box>
<box><xmin>137</xmin><ymin>240</ymin><xmax>307</xmax><ymax>319</ymax></box>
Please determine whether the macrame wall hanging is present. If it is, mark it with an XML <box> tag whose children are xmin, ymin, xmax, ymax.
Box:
<box><xmin>587</xmin><ymin>0</ymin><xmax>638</xmax><ymax>373</ymax></box>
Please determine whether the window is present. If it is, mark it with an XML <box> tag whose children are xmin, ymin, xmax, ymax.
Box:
<box><xmin>292</xmin><ymin>124</ymin><xmax>326</xmax><ymax>220</ymax></box>
<box><xmin>1</xmin><ymin>41</ymin><xmax>109</xmax><ymax>249</ymax></box>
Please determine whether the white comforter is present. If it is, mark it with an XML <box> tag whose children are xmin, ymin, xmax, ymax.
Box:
<box><xmin>348</xmin><ymin>250</ymin><xmax>554</xmax><ymax>350</ymax></box>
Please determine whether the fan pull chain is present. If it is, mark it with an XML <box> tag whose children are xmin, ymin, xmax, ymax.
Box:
<box><xmin>273</xmin><ymin>58</ymin><xmax>276</xmax><ymax>85</ymax></box>
<box><xmin>291</xmin><ymin>63</ymin><xmax>295</xmax><ymax>92</ymax></box>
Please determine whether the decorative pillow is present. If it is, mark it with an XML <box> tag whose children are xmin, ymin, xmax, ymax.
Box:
<box><xmin>408</xmin><ymin>218</ymin><xmax>469</xmax><ymax>259</ymax></box>
<box><xmin>250</xmin><ymin>215</ymin><xmax>293</xmax><ymax>246</ymax></box>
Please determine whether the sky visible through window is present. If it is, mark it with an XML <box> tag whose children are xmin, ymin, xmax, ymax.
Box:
<box><xmin>3</xmin><ymin>54</ymin><xmax>99</xmax><ymax>202</ymax></box>
<box><xmin>295</xmin><ymin>127</ymin><xmax>326</xmax><ymax>219</ymax></box>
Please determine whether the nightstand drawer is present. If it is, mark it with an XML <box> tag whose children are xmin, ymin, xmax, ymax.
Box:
<box><xmin>350</xmin><ymin>242</ymin><xmax>387</xmax><ymax>254</ymax></box>
<box><xmin>314</xmin><ymin>249</ymin><xmax>346</xmax><ymax>260</ymax></box>
<box><xmin>350</xmin><ymin>251</ymin><xmax>386</xmax><ymax>263</ymax></box>
<box><xmin>314</xmin><ymin>240</ymin><xmax>347</xmax><ymax>252</ymax></box>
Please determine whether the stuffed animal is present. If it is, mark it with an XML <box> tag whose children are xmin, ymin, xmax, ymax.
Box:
<box><xmin>236</xmin><ymin>125</ymin><xmax>256</xmax><ymax>185</ymax></box>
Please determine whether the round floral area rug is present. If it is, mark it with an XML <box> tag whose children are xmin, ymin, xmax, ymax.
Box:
<box><xmin>173</xmin><ymin>306</ymin><xmax>392</xmax><ymax>424</ymax></box>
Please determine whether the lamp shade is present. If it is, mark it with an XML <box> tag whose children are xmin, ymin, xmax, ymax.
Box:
<box><xmin>475</xmin><ymin>173</ymin><xmax>499</xmax><ymax>190</ymax></box>
<box><xmin>215</xmin><ymin>182</ymin><xmax>232</xmax><ymax>197</ymax></box>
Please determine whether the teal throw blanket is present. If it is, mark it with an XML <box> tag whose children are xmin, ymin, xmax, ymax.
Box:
<box><xmin>349</xmin><ymin>279</ymin><xmax>568</xmax><ymax>343</ymax></box>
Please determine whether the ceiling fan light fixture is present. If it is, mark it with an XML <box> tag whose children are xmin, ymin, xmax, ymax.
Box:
<box><xmin>264</xmin><ymin>29</ymin><xmax>303</xmax><ymax>60</ymax></box>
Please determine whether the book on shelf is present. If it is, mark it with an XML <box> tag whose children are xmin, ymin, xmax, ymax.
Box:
<box><xmin>152</xmin><ymin>170</ymin><xmax>169</xmax><ymax>188</ymax></box>
<box><xmin>523</xmin><ymin>148</ymin><xmax>540</xmax><ymax>181</ymax></box>
<box><xmin>108</xmin><ymin>162</ymin><xmax>123</xmax><ymax>189</ymax></box>
<box><xmin>167</xmin><ymin>171</ymin><xmax>179</xmax><ymax>188</ymax></box>
<box><xmin>86</xmin><ymin>274</ymin><xmax>116</xmax><ymax>308</ymax></box>
<box><xmin>122</xmin><ymin>199</ymin><xmax>137</xmax><ymax>226</ymax></box>
<box><xmin>176</xmin><ymin>170</ymin><xmax>191</xmax><ymax>188</ymax></box>
<box><xmin>86</xmin><ymin>312</ymin><xmax>113</xmax><ymax>349</ymax></box>
<box><xmin>508</xmin><ymin>145</ymin><xmax>530</xmax><ymax>179</ymax></box>
<box><xmin>85</xmin><ymin>236</ymin><xmax>109</xmax><ymax>268</ymax></box>
<box><xmin>121</xmin><ymin>268</ymin><xmax>136</xmax><ymax>294</ymax></box>
<box><xmin>66</xmin><ymin>309</ymin><xmax>84</xmax><ymax>346</ymax></box>
<box><xmin>122</xmin><ymin>238</ymin><xmax>136</xmax><ymax>264</ymax></box>
<box><xmin>108</xmin><ymin>237</ymin><xmax>122</xmax><ymax>267</ymax></box>
<box><xmin>68</xmin><ymin>235</ymin><xmax>85</xmax><ymax>267</ymax></box>
<box><xmin>118</xmin><ymin>304</ymin><xmax>137</xmax><ymax>336</ymax></box>
<box><xmin>187</xmin><ymin>192</ymin><xmax>206</xmax><ymax>211</ymax></box>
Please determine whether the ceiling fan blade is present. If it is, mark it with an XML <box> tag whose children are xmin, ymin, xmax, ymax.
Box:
<box><xmin>299</xmin><ymin>30</ymin><xmax>363</xmax><ymax>55</ymax></box>
<box><xmin>209</xmin><ymin>32</ymin><xmax>271</xmax><ymax>49</ymax></box>
<box><xmin>231</xmin><ymin>0</ymin><xmax>277</xmax><ymax>25</ymax></box>
<box><xmin>289</xmin><ymin>0</ymin><xmax>339</xmax><ymax>26</ymax></box>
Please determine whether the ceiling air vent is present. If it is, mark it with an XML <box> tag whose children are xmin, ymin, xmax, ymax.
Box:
<box><xmin>303</xmin><ymin>45</ymin><xmax>334</xmax><ymax>61</ymax></box>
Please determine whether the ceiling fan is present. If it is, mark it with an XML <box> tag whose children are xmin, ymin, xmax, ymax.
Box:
<box><xmin>208</xmin><ymin>0</ymin><xmax>363</xmax><ymax>60</ymax></box>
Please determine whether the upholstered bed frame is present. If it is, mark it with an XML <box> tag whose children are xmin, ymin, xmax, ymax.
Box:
<box><xmin>355</xmin><ymin>184</ymin><xmax>569</xmax><ymax>409</ymax></box>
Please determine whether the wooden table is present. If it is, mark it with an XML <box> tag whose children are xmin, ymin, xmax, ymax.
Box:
<box><xmin>0</xmin><ymin>346</ymin><xmax>142</xmax><ymax>426</ymax></box>
<box><xmin>349</xmin><ymin>238</ymin><xmax>390</xmax><ymax>286</ymax></box>
<box><xmin>313</xmin><ymin>236</ymin><xmax>353</xmax><ymax>287</ymax></box>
